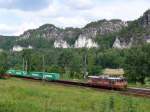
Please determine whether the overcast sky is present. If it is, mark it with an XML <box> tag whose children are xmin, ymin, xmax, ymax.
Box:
<box><xmin>0</xmin><ymin>0</ymin><xmax>150</xmax><ymax>36</ymax></box>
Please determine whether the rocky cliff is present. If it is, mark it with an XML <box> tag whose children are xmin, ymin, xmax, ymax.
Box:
<box><xmin>113</xmin><ymin>9</ymin><xmax>150</xmax><ymax>49</ymax></box>
<box><xmin>18</xmin><ymin>19</ymin><xmax>127</xmax><ymax>48</ymax></box>
<box><xmin>0</xmin><ymin>9</ymin><xmax>150</xmax><ymax>50</ymax></box>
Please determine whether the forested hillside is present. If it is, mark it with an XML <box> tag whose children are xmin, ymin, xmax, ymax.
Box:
<box><xmin>0</xmin><ymin>36</ymin><xmax>17</xmax><ymax>50</ymax></box>
<box><xmin>0</xmin><ymin>10</ymin><xmax>150</xmax><ymax>50</ymax></box>
<box><xmin>0</xmin><ymin>43</ymin><xmax>150</xmax><ymax>84</ymax></box>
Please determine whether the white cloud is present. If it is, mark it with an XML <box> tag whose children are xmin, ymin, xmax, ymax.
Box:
<box><xmin>65</xmin><ymin>0</ymin><xmax>94</xmax><ymax>10</ymax></box>
<box><xmin>14</xmin><ymin>22</ymin><xmax>38</xmax><ymax>35</ymax></box>
<box><xmin>54</xmin><ymin>16</ymin><xmax>88</xmax><ymax>28</ymax></box>
<box><xmin>0</xmin><ymin>0</ymin><xmax>150</xmax><ymax>36</ymax></box>
<box><xmin>0</xmin><ymin>0</ymin><xmax>50</xmax><ymax>11</ymax></box>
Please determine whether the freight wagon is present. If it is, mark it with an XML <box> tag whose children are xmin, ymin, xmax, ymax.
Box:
<box><xmin>6</xmin><ymin>69</ymin><xmax>60</xmax><ymax>81</ymax></box>
<box><xmin>29</xmin><ymin>72</ymin><xmax>60</xmax><ymax>80</ymax></box>
<box><xmin>6</xmin><ymin>69</ymin><xmax>27</xmax><ymax>76</ymax></box>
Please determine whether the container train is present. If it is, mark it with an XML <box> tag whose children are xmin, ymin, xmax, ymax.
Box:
<box><xmin>6</xmin><ymin>69</ymin><xmax>60</xmax><ymax>80</ymax></box>
<box><xmin>6</xmin><ymin>69</ymin><xmax>127</xmax><ymax>90</ymax></box>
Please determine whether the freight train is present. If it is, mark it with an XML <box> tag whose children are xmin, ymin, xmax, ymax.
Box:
<box><xmin>6</xmin><ymin>69</ymin><xmax>127</xmax><ymax>90</ymax></box>
<box><xmin>6</xmin><ymin>69</ymin><xmax>60</xmax><ymax>80</ymax></box>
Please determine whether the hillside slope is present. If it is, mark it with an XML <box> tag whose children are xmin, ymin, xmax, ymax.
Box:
<box><xmin>113</xmin><ymin>10</ymin><xmax>150</xmax><ymax>49</ymax></box>
<box><xmin>0</xmin><ymin>9</ymin><xmax>150</xmax><ymax>50</ymax></box>
<box><xmin>17</xmin><ymin>19</ymin><xmax>126</xmax><ymax>48</ymax></box>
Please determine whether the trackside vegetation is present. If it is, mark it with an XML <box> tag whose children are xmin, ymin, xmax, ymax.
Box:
<box><xmin>0</xmin><ymin>78</ymin><xmax>150</xmax><ymax>112</ymax></box>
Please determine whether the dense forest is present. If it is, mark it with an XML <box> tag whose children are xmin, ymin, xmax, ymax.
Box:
<box><xmin>0</xmin><ymin>43</ymin><xmax>150</xmax><ymax>84</ymax></box>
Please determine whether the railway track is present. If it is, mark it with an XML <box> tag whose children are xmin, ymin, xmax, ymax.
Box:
<box><xmin>50</xmin><ymin>80</ymin><xmax>150</xmax><ymax>98</ymax></box>
<box><xmin>8</xmin><ymin>75</ymin><xmax>150</xmax><ymax>98</ymax></box>
<box><xmin>124</xmin><ymin>88</ymin><xmax>150</xmax><ymax>97</ymax></box>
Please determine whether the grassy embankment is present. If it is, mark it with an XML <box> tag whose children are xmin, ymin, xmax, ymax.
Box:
<box><xmin>0</xmin><ymin>78</ymin><xmax>150</xmax><ymax>112</ymax></box>
<box><xmin>128</xmin><ymin>83</ymin><xmax>150</xmax><ymax>89</ymax></box>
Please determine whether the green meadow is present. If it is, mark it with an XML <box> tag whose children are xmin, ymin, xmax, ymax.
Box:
<box><xmin>0</xmin><ymin>78</ymin><xmax>150</xmax><ymax>112</ymax></box>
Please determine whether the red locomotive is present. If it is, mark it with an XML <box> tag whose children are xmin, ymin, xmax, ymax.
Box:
<box><xmin>87</xmin><ymin>76</ymin><xmax>127</xmax><ymax>90</ymax></box>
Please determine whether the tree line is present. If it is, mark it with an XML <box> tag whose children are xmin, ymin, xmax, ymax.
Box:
<box><xmin>0</xmin><ymin>44</ymin><xmax>150</xmax><ymax>84</ymax></box>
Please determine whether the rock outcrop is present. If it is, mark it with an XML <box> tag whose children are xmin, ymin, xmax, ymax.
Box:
<box><xmin>12</xmin><ymin>45</ymin><xmax>33</xmax><ymax>52</ymax></box>
<box><xmin>140</xmin><ymin>9</ymin><xmax>150</xmax><ymax>27</ymax></box>
<box><xmin>54</xmin><ymin>40</ymin><xmax>70</xmax><ymax>48</ymax></box>
<box><xmin>74</xmin><ymin>36</ymin><xmax>98</xmax><ymax>48</ymax></box>
<box><xmin>113</xmin><ymin>38</ymin><xmax>133</xmax><ymax>49</ymax></box>
<box><xmin>114</xmin><ymin>9</ymin><xmax>150</xmax><ymax>49</ymax></box>
<box><xmin>19</xmin><ymin>19</ymin><xmax>127</xmax><ymax>48</ymax></box>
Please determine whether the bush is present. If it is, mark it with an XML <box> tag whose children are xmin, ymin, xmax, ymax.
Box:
<box><xmin>46</xmin><ymin>66</ymin><xmax>64</xmax><ymax>74</ymax></box>
<box><xmin>0</xmin><ymin>67</ymin><xmax>7</xmax><ymax>78</ymax></box>
<box><xmin>88</xmin><ymin>66</ymin><xmax>102</xmax><ymax>75</ymax></box>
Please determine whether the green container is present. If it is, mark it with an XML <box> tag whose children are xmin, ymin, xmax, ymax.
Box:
<box><xmin>6</xmin><ymin>69</ymin><xmax>16</xmax><ymax>75</ymax></box>
<box><xmin>43</xmin><ymin>73</ymin><xmax>60</xmax><ymax>80</ymax></box>
<box><xmin>30</xmin><ymin>72</ymin><xmax>44</xmax><ymax>79</ymax></box>
<box><xmin>6</xmin><ymin>69</ymin><xmax>60</xmax><ymax>80</ymax></box>
<box><xmin>14</xmin><ymin>70</ymin><xmax>27</xmax><ymax>76</ymax></box>
<box><xmin>30</xmin><ymin>72</ymin><xmax>60</xmax><ymax>80</ymax></box>
<box><xmin>6</xmin><ymin>69</ymin><xmax>27</xmax><ymax>76</ymax></box>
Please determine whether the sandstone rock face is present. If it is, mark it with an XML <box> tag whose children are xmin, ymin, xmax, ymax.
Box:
<box><xmin>114</xmin><ymin>10</ymin><xmax>150</xmax><ymax>49</ymax></box>
<box><xmin>74</xmin><ymin>36</ymin><xmax>98</xmax><ymax>48</ymax></box>
<box><xmin>140</xmin><ymin>9</ymin><xmax>150</xmax><ymax>27</ymax></box>
<box><xmin>82</xmin><ymin>20</ymin><xmax>127</xmax><ymax>38</ymax></box>
<box><xmin>54</xmin><ymin>40</ymin><xmax>70</xmax><ymax>48</ymax></box>
<box><xmin>19</xmin><ymin>20</ymin><xmax>127</xmax><ymax>48</ymax></box>
<box><xmin>76</xmin><ymin>20</ymin><xmax>127</xmax><ymax>48</ymax></box>
<box><xmin>144</xmin><ymin>35</ymin><xmax>150</xmax><ymax>43</ymax></box>
<box><xmin>20</xmin><ymin>24</ymin><xmax>62</xmax><ymax>40</ymax></box>
<box><xmin>12</xmin><ymin>45</ymin><xmax>33</xmax><ymax>52</ymax></box>
<box><xmin>113</xmin><ymin>38</ymin><xmax>132</xmax><ymax>49</ymax></box>
<box><xmin>20</xmin><ymin>31</ymin><xmax>31</xmax><ymax>39</ymax></box>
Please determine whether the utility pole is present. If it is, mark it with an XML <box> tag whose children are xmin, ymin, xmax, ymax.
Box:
<box><xmin>42</xmin><ymin>55</ymin><xmax>45</xmax><ymax>72</ymax></box>
<box><xmin>42</xmin><ymin>55</ymin><xmax>46</xmax><ymax>82</ymax></box>
<box><xmin>83</xmin><ymin>43</ymin><xmax>88</xmax><ymax>79</ymax></box>
<box><xmin>25</xmin><ymin>60</ymin><xmax>28</xmax><ymax>72</ymax></box>
<box><xmin>22</xmin><ymin>58</ymin><xmax>25</xmax><ymax>71</ymax></box>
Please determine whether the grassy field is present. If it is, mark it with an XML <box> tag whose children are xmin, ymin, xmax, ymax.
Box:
<box><xmin>128</xmin><ymin>83</ymin><xmax>150</xmax><ymax>89</ymax></box>
<box><xmin>0</xmin><ymin>78</ymin><xmax>150</xmax><ymax>112</ymax></box>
